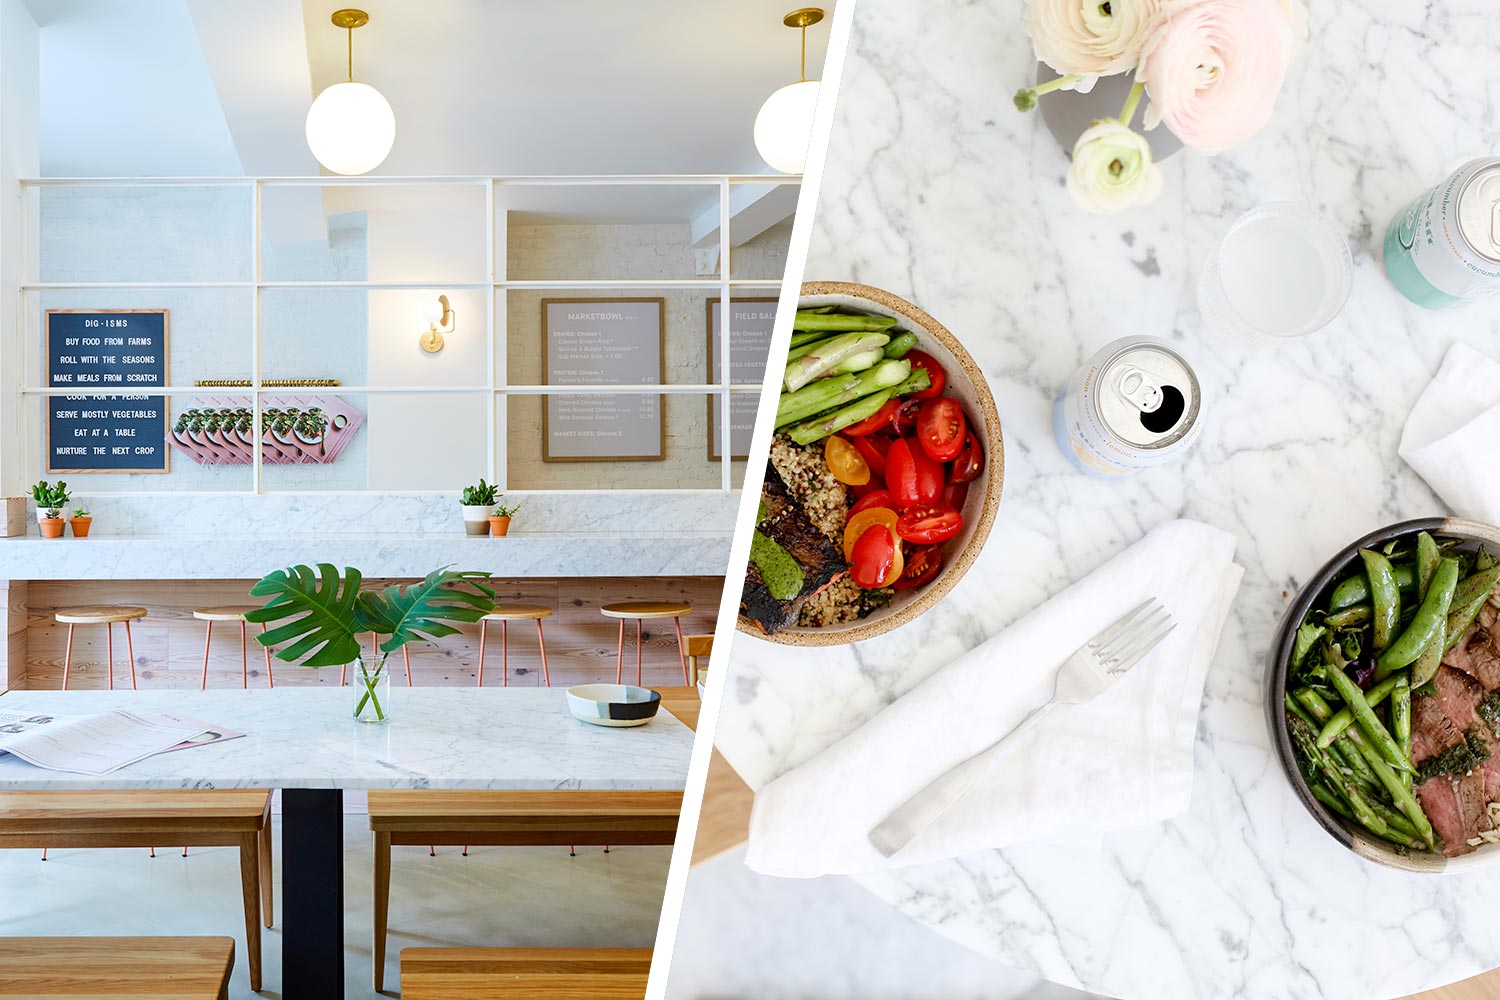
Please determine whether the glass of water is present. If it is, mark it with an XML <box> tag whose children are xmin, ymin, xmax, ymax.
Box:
<box><xmin>1197</xmin><ymin>202</ymin><xmax>1353</xmax><ymax>347</ymax></box>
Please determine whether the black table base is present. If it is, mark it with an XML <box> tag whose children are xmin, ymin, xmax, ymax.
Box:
<box><xmin>282</xmin><ymin>788</ymin><xmax>344</xmax><ymax>999</ymax></box>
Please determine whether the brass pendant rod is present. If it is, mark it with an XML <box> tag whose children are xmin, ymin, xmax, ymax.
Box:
<box><xmin>800</xmin><ymin>23</ymin><xmax>806</xmax><ymax>82</ymax></box>
<box><xmin>347</xmin><ymin>26</ymin><xmax>353</xmax><ymax>82</ymax></box>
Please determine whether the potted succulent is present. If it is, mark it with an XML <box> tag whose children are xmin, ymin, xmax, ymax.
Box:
<box><xmin>488</xmin><ymin>499</ymin><xmax>521</xmax><ymax>537</ymax></box>
<box><xmin>68</xmin><ymin>507</ymin><xmax>93</xmax><ymax>538</ymax></box>
<box><xmin>460</xmin><ymin>479</ymin><xmax>498</xmax><ymax>536</ymax></box>
<box><xmin>30</xmin><ymin>480</ymin><xmax>70</xmax><ymax>538</ymax></box>
<box><xmin>246</xmin><ymin>565</ymin><xmax>496</xmax><ymax>723</ymax></box>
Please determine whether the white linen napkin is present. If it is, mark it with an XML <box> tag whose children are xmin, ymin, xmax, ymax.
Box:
<box><xmin>743</xmin><ymin>518</ymin><xmax>1243</xmax><ymax>877</ymax></box>
<box><xmin>1399</xmin><ymin>342</ymin><xmax>1500</xmax><ymax>525</ymax></box>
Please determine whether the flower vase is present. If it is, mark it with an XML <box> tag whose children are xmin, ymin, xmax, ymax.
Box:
<box><xmin>352</xmin><ymin>657</ymin><xmax>391</xmax><ymax>724</ymax></box>
<box><xmin>1036</xmin><ymin>63</ymin><xmax>1181</xmax><ymax>161</ymax></box>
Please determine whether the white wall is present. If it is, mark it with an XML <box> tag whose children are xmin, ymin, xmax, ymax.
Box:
<box><xmin>0</xmin><ymin>0</ymin><xmax>40</xmax><ymax>495</ymax></box>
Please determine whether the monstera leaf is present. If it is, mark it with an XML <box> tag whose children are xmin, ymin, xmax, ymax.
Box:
<box><xmin>245</xmin><ymin>563</ymin><xmax>365</xmax><ymax>667</ymax></box>
<box><xmin>355</xmin><ymin>569</ymin><xmax>496</xmax><ymax>656</ymax></box>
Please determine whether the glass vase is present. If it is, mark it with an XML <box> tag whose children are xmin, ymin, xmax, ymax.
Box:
<box><xmin>352</xmin><ymin>657</ymin><xmax>391</xmax><ymax>724</ymax></box>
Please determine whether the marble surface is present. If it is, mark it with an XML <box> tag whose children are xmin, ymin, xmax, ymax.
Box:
<box><xmin>713</xmin><ymin>1</ymin><xmax>1500</xmax><ymax>999</ymax></box>
<box><xmin>0</xmin><ymin>529</ymin><xmax>729</xmax><ymax>579</ymax></box>
<box><xmin>0</xmin><ymin>688</ymin><xmax>694</xmax><ymax>790</ymax></box>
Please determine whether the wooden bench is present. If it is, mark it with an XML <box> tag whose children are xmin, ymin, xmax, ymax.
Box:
<box><xmin>401</xmin><ymin>947</ymin><xmax>651</xmax><ymax>1000</ymax></box>
<box><xmin>0</xmin><ymin>790</ymin><xmax>273</xmax><ymax>992</ymax></box>
<box><xmin>0</xmin><ymin>936</ymin><xmax>235</xmax><ymax>999</ymax></box>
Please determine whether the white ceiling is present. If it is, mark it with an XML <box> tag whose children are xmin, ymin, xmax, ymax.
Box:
<box><xmin>24</xmin><ymin>0</ymin><xmax>834</xmax><ymax>180</ymax></box>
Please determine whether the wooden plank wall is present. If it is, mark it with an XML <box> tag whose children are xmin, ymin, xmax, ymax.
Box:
<box><xmin>11</xmin><ymin>577</ymin><xmax>721</xmax><ymax>691</ymax></box>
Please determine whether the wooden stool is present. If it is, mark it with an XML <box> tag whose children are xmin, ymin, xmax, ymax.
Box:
<box><xmin>478</xmin><ymin>607</ymin><xmax>553</xmax><ymax>687</ymax></box>
<box><xmin>684</xmin><ymin>633</ymin><xmax>713</xmax><ymax>685</ymax></box>
<box><xmin>56</xmin><ymin>606</ymin><xmax>147</xmax><ymax>690</ymax></box>
<box><xmin>600</xmin><ymin>601</ymin><xmax>690</xmax><ymax>686</ymax></box>
<box><xmin>0</xmin><ymin>790</ymin><xmax>273</xmax><ymax>992</ymax></box>
<box><xmin>401</xmin><ymin>947</ymin><xmax>651</xmax><ymax>1000</ymax></box>
<box><xmin>0</xmin><ymin>936</ymin><xmax>235</xmax><ymax>1000</ymax></box>
<box><xmin>193</xmin><ymin>607</ymin><xmax>273</xmax><ymax>690</ymax></box>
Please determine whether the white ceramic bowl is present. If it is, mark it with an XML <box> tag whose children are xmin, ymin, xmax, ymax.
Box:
<box><xmin>565</xmin><ymin>684</ymin><xmax>662</xmax><ymax>728</ymax></box>
<box><xmin>739</xmin><ymin>281</ymin><xmax>1005</xmax><ymax>647</ymax></box>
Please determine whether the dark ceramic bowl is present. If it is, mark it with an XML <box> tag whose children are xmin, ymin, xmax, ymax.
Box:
<box><xmin>1266</xmin><ymin>516</ymin><xmax>1500</xmax><ymax>872</ymax></box>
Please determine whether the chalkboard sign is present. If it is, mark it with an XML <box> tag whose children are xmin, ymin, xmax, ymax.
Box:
<box><xmin>46</xmin><ymin>309</ymin><xmax>170</xmax><ymax>474</ymax></box>
<box><xmin>707</xmin><ymin>297</ymin><xmax>777</xmax><ymax>460</ymax></box>
<box><xmin>542</xmin><ymin>298</ymin><xmax>665</xmax><ymax>462</ymax></box>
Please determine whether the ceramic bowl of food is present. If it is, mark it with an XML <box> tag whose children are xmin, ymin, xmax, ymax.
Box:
<box><xmin>738</xmin><ymin>281</ymin><xmax>1004</xmax><ymax>647</ymax></box>
<box><xmin>565</xmin><ymin>684</ymin><xmax>662</xmax><ymax>728</ymax></box>
<box><xmin>1266</xmin><ymin>517</ymin><xmax>1500</xmax><ymax>872</ymax></box>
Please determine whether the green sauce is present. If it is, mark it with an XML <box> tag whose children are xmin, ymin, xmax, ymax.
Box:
<box><xmin>751</xmin><ymin>526</ymin><xmax>804</xmax><ymax>602</ymax></box>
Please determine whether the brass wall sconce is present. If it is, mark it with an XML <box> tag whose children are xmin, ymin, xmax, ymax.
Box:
<box><xmin>421</xmin><ymin>294</ymin><xmax>455</xmax><ymax>354</ymax></box>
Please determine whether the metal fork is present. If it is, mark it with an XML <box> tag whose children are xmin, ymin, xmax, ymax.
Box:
<box><xmin>867</xmin><ymin>599</ymin><xmax>1176</xmax><ymax>858</ymax></box>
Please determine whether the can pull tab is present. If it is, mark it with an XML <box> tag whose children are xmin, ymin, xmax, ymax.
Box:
<box><xmin>1115</xmin><ymin>365</ymin><xmax>1163</xmax><ymax>413</ymax></box>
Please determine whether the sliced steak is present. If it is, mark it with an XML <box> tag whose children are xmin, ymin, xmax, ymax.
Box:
<box><xmin>1457</xmin><ymin>770</ymin><xmax>1495</xmax><ymax>847</ymax></box>
<box><xmin>1411</xmin><ymin>692</ymin><xmax>1463</xmax><ymax>765</ymax></box>
<box><xmin>1433</xmin><ymin>666</ymin><xmax>1482</xmax><ymax>730</ymax></box>
<box><xmin>1417</xmin><ymin>775</ymin><xmax>1470</xmax><ymax>857</ymax></box>
<box><xmin>1446</xmin><ymin>622</ymin><xmax>1500</xmax><ymax>692</ymax></box>
<box><xmin>740</xmin><ymin>465</ymin><xmax>848</xmax><ymax>635</ymax></box>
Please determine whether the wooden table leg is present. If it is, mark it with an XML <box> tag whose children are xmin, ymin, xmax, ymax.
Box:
<box><xmin>282</xmin><ymin>788</ymin><xmax>344</xmax><ymax>999</ymax></box>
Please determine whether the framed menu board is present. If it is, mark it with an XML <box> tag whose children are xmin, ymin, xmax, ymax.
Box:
<box><xmin>45</xmin><ymin>309</ymin><xmax>170</xmax><ymax>474</ymax></box>
<box><xmin>706</xmin><ymin>297</ymin><xmax>777</xmax><ymax>459</ymax></box>
<box><xmin>541</xmin><ymin>298</ymin><xmax>665</xmax><ymax>462</ymax></box>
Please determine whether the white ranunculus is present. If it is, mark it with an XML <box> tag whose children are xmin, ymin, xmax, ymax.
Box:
<box><xmin>1026</xmin><ymin>0</ymin><xmax>1168</xmax><ymax>78</ymax></box>
<box><xmin>1066</xmin><ymin>120</ymin><xmax>1163</xmax><ymax>214</ymax></box>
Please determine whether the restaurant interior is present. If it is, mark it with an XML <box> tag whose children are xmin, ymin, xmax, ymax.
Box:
<box><xmin>0</xmin><ymin>1</ymin><xmax>828</xmax><ymax>997</ymax></box>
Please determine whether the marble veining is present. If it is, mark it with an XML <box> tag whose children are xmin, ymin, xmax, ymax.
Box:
<box><xmin>0</xmin><ymin>688</ymin><xmax>693</xmax><ymax>790</ymax></box>
<box><xmin>713</xmin><ymin>1</ymin><xmax>1500</xmax><ymax>998</ymax></box>
<box><xmin>0</xmin><ymin>529</ymin><xmax>730</xmax><ymax>580</ymax></box>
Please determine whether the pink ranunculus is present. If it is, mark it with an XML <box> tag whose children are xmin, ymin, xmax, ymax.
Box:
<box><xmin>1138</xmin><ymin>0</ymin><xmax>1295</xmax><ymax>155</ymax></box>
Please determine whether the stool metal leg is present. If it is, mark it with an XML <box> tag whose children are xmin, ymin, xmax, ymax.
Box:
<box><xmin>201</xmin><ymin>619</ymin><xmax>213</xmax><ymax>690</ymax></box>
<box><xmin>478</xmin><ymin>619</ymin><xmax>488</xmax><ymax>687</ymax></box>
<box><xmin>615</xmin><ymin>619</ymin><xmax>625</xmax><ymax>683</ymax></box>
<box><xmin>502</xmin><ymin>620</ymin><xmax>509</xmax><ymax>688</ymax></box>
<box><xmin>62</xmin><ymin>624</ymin><xmax>75</xmax><ymax>689</ymax></box>
<box><xmin>404</xmin><ymin>646</ymin><xmax>412</xmax><ymax>686</ymax></box>
<box><xmin>125</xmin><ymin>620</ymin><xmax>137</xmax><ymax>690</ymax></box>
<box><xmin>673</xmin><ymin>616</ymin><xmax>689</xmax><ymax>685</ymax></box>
<box><xmin>636</xmin><ymin>619</ymin><xmax>643</xmax><ymax>687</ymax></box>
<box><xmin>106</xmin><ymin>622</ymin><xmax>115</xmax><ymax>690</ymax></box>
<box><xmin>536</xmin><ymin>619</ymin><xmax>551</xmax><ymax>687</ymax></box>
<box><xmin>262</xmin><ymin>623</ymin><xmax>273</xmax><ymax>687</ymax></box>
<box><xmin>240</xmin><ymin>620</ymin><xmax>248</xmax><ymax>689</ymax></box>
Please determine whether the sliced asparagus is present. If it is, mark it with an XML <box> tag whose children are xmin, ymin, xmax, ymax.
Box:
<box><xmin>775</xmin><ymin>359</ymin><xmax>910</xmax><ymax>428</ymax></box>
<box><xmin>784</xmin><ymin>331</ymin><xmax>891</xmax><ymax>392</ymax></box>
<box><xmin>787</xmin><ymin>389</ymin><xmax>897</xmax><ymax>446</ymax></box>
<box><xmin>792</xmin><ymin>311</ymin><xmax>898</xmax><ymax>333</ymax></box>
<box><xmin>883</xmin><ymin>332</ymin><xmax>918</xmax><ymax>359</ymax></box>
<box><xmin>831</xmin><ymin>348</ymin><xmax>886</xmax><ymax>375</ymax></box>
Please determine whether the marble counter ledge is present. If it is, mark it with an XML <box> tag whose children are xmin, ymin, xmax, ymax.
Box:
<box><xmin>0</xmin><ymin>531</ymin><xmax>731</xmax><ymax>580</ymax></box>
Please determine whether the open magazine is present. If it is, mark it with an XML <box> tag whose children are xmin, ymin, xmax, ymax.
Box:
<box><xmin>0</xmin><ymin>710</ymin><xmax>245</xmax><ymax>776</ymax></box>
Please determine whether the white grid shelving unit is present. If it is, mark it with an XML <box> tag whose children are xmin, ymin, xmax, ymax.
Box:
<box><xmin>14</xmin><ymin>174</ymin><xmax>799</xmax><ymax>496</ymax></box>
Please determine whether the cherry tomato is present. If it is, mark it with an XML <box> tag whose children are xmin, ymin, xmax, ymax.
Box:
<box><xmin>943</xmin><ymin>480</ymin><xmax>970</xmax><ymax>511</ymax></box>
<box><xmin>841</xmin><ymin>398</ymin><xmax>899</xmax><ymax>436</ymax></box>
<box><xmin>893</xmin><ymin>544</ymin><xmax>943</xmax><ymax>590</ymax></box>
<box><xmin>849</xmin><ymin>434</ymin><xmax>888</xmax><ymax>480</ymax></box>
<box><xmin>886</xmin><ymin>437</ymin><xmax>944</xmax><ymax>510</ymax></box>
<box><xmin>843</xmin><ymin>506</ymin><xmax>898</xmax><ymax>561</ymax></box>
<box><xmin>891</xmin><ymin>398</ymin><xmax>923</xmax><ymax>436</ymax></box>
<box><xmin>850</xmin><ymin>524</ymin><xmax>896</xmax><ymax>589</ymax></box>
<box><xmin>824</xmin><ymin>435</ymin><xmax>870</xmax><ymax>486</ymax></box>
<box><xmin>950</xmin><ymin>431</ymin><xmax>985</xmax><ymax>484</ymax></box>
<box><xmin>896</xmin><ymin>504</ymin><xmax>963</xmax><ymax>545</ymax></box>
<box><xmin>905</xmin><ymin>350</ymin><xmax>947</xmax><ymax>400</ymax></box>
<box><xmin>916</xmin><ymin>398</ymin><xmax>966</xmax><ymax>463</ymax></box>
<box><xmin>849</xmin><ymin>490</ymin><xmax>894</xmax><ymax>518</ymax></box>
<box><xmin>879</xmin><ymin>538</ymin><xmax>905</xmax><ymax>588</ymax></box>
<box><xmin>850</xmin><ymin>477</ymin><xmax>885</xmax><ymax>499</ymax></box>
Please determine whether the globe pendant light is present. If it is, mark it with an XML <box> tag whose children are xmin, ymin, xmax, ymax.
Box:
<box><xmin>305</xmin><ymin>8</ymin><xmax>395</xmax><ymax>175</ymax></box>
<box><xmin>754</xmin><ymin>8</ymin><xmax>825</xmax><ymax>175</ymax></box>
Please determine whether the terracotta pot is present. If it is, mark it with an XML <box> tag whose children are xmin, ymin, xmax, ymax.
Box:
<box><xmin>488</xmin><ymin>515</ymin><xmax>511</xmax><ymax>537</ymax></box>
<box><xmin>69</xmin><ymin>517</ymin><xmax>92</xmax><ymax>538</ymax></box>
<box><xmin>38</xmin><ymin>518</ymin><xmax>64</xmax><ymax>539</ymax></box>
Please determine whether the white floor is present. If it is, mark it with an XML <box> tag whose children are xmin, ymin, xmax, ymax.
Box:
<box><xmin>0</xmin><ymin>815</ymin><xmax>670</xmax><ymax>999</ymax></box>
<box><xmin>665</xmin><ymin>848</ymin><xmax>1098</xmax><ymax>1000</ymax></box>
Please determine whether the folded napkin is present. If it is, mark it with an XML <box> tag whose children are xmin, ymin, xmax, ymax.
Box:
<box><xmin>1400</xmin><ymin>342</ymin><xmax>1500</xmax><ymax>525</ymax></box>
<box><xmin>743</xmin><ymin>519</ymin><xmax>1243</xmax><ymax>877</ymax></box>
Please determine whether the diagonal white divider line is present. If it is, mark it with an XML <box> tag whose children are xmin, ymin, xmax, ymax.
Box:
<box><xmin>643</xmin><ymin>1</ymin><xmax>860</xmax><ymax>995</ymax></box>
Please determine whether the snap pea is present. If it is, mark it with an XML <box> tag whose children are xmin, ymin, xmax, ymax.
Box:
<box><xmin>1329</xmin><ymin>564</ymin><xmax>1417</xmax><ymax>611</ymax></box>
<box><xmin>1416</xmin><ymin>532</ymin><xmax>1441</xmax><ymax>602</ymax></box>
<box><xmin>1393</xmin><ymin>675</ymin><xmax>1412</xmax><ymax>792</ymax></box>
<box><xmin>1320</xmin><ymin>653</ymin><xmax>1414</xmax><ymax>774</ymax></box>
<box><xmin>1412</xmin><ymin>629</ymin><xmax>1445</xmax><ymax>687</ymax></box>
<box><xmin>1359</xmin><ymin>549</ymin><xmax>1401</xmax><ymax>653</ymax></box>
<box><xmin>1445</xmin><ymin>564</ymin><xmax>1500</xmax><ymax>653</ymax></box>
<box><xmin>1375</xmin><ymin>557</ymin><xmax>1459</xmax><ymax>679</ymax></box>
<box><xmin>882</xmin><ymin>331</ymin><xmax>918</xmax><ymax>359</ymax></box>
<box><xmin>1325</xmin><ymin>605</ymin><xmax>1371</xmax><ymax>628</ymax></box>
<box><xmin>1312</xmin><ymin>675</ymin><xmax>1400</xmax><ymax>748</ymax></box>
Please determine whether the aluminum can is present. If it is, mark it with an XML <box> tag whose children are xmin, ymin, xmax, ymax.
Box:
<box><xmin>1384</xmin><ymin>157</ymin><xmax>1500</xmax><ymax>309</ymax></box>
<box><xmin>1053</xmin><ymin>337</ymin><xmax>1202</xmax><ymax>477</ymax></box>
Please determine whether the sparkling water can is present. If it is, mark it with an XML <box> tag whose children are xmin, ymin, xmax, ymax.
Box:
<box><xmin>1384</xmin><ymin>157</ymin><xmax>1500</xmax><ymax>309</ymax></box>
<box><xmin>1053</xmin><ymin>337</ymin><xmax>1202</xmax><ymax>477</ymax></box>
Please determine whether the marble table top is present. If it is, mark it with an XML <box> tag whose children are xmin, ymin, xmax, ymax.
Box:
<box><xmin>714</xmin><ymin>1</ymin><xmax>1500</xmax><ymax>998</ymax></box>
<box><xmin>0</xmin><ymin>530</ymin><xmax>730</xmax><ymax>580</ymax></box>
<box><xmin>0</xmin><ymin>688</ymin><xmax>694</xmax><ymax>791</ymax></box>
